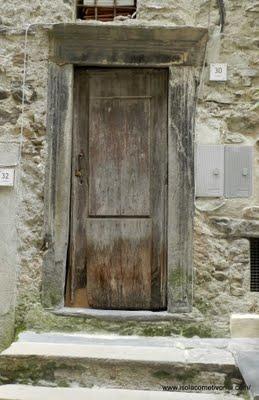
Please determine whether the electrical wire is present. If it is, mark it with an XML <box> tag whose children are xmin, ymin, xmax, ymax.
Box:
<box><xmin>14</xmin><ymin>23</ymin><xmax>56</xmax><ymax>195</ymax></box>
<box><xmin>2</xmin><ymin>6</ymin><xmax>224</xmax><ymax>200</ymax></box>
<box><xmin>196</xmin><ymin>0</ymin><xmax>212</xmax><ymax>101</ymax></box>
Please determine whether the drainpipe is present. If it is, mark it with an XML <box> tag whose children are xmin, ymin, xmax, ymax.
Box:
<box><xmin>216</xmin><ymin>0</ymin><xmax>226</xmax><ymax>33</ymax></box>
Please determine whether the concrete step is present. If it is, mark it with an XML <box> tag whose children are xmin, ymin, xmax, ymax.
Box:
<box><xmin>0</xmin><ymin>333</ymin><xmax>244</xmax><ymax>392</ymax></box>
<box><xmin>0</xmin><ymin>385</ymin><xmax>245</xmax><ymax>400</ymax></box>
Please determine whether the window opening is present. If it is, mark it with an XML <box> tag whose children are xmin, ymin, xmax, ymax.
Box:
<box><xmin>250</xmin><ymin>238</ymin><xmax>259</xmax><ymax>292</ymax></box>
<box><xmin>77</xmin><ymin>0</ymin><xmax>137</xmax><ymax>21</ymax></box>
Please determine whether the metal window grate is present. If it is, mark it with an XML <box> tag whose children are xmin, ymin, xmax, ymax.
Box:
<box><xmin>77</xmin><ymin>0</ymin><xmax>137</xmax><ymax>21</ymax></box>
<box><xmin>250</xmin><ymin>238</ymin><xmax>259</xmax><ymax>292</ymax></box>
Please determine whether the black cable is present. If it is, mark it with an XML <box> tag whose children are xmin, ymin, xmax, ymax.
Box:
<box><xmin>216</xmin><ymin>0</ymin><xmax>226</xmax><ymax>33</ymax></box>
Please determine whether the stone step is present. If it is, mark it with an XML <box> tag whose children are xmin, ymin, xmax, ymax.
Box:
<box><xmin>0</xmin><ymin>385</ymin><xmax>244</xmax><ymax>400</ymax></box>
<box><xmin>231</xmin><ymin>313</ymin><xmax>259</xmax><ymax>338</ymax></box>
<box><xmin>234</xmin><ymin>351</ymin><xmax>259</xmax><ymax>400</ymax></box>
<box><xmin>0</xmin><ymin>333</ymin><xmax>244</xmax><ymax>392</ymax></box>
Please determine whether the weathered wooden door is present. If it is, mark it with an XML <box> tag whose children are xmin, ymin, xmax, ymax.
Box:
<box><xmin>66</xmin><ymin>68</ymin><xmax>168</xmax><ymax>310</ymax></box>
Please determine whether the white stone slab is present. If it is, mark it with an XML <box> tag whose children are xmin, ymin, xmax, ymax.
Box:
<box><xmin>18</xmin><ymin>332</ymin><xmax>257</xmax><ymax>355</ymax></box>
<box><xmin>17</xmin><ymin>331</ymin><xmax>229</xmax><ymax>348</ymax></box>
<box><xmin>2</xmin><ymin>340</ymin><xmax>235</xmax><ymax>366</ymax></box>
<box><xmin>234</xmin><ymin>351</ymin><xmax>259</xmax><ymax>400</ymax></box>
<box><xmin>53</xmin><ymin>307</ymin><xmax>203</xmax><ymax>321</ymax></box>
<box><xmin>231</xmin><ymin>313</ymin><xmax>259</xmax><ymax>338</ymax></box>
<box><xmin>0</xmin><ymin>385</ymin><xmax>243</xmax><ymax>400</ymax></box>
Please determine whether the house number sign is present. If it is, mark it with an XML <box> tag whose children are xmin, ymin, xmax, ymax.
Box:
<box><xmin>0</xmin><ymin>168</ymin><xmax>15</xmax><ymax>187</ymax></box>
<box><xmin>210</xmin><ymin>63</ymin><xmax>228</xmax><ymax>81</ymax></box>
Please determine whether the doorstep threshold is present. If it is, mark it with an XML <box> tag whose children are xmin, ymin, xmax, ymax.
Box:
<box><xmin>51</xmin><ymin>307</ymin><xmax>203</xmax><ymax>322</ymax></box>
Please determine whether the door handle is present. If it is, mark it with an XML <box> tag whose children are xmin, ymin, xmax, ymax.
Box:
<box><xmin>242</xmin><ymin>168</ymin><xmax>248</xmax><ymax>177</ymax></box>
<box><xmin>75</xmin><ymin>152</ymin><xmax>84</xmax><ymax>184</ymax></box>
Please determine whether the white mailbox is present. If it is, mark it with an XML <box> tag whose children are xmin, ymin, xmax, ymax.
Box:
<box><xmin>225</xmin><ymin>145</ymin><xmax>253</xmax><ymax>198</ymax></box>
<box><xmin>195</xmin><ymin>144</ymin><xmax>224</xmax><ymax>197</ymax></box>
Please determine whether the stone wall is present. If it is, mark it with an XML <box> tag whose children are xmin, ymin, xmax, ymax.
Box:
<box><xmin>0</xmin><ymin>1</ymin><xmax>73</xmax><ymax>349</ymax></box>
<box><xmin>0</xmin><ymin>0</ymin><xmax>258</xmax><ymax>346</ymax></box>
<box><xmin>193</xmin><ymin>0</ymin><xmax>259</xmax><ymax>334</ymax></box>
<box><xmin>139</xmin><ymin>0</ymin><xmax>259</xmax><ymax>334</ymax></box>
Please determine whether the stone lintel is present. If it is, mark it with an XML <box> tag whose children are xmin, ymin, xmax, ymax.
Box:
<box><xmin>210</xmin><ymin>217</ymin><xmax>259</xmax><ymax>238</ymax></box>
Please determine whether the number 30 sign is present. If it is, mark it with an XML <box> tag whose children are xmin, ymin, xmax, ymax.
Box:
<box><xmin>0</xmin><ymin>168</ymin><xmax>15</xmax><ymax>187</ymax></box>
<box><xmin>210</xmin><ymin>63</ymin><xmax>228</xmax><ymax>81</ymax></box>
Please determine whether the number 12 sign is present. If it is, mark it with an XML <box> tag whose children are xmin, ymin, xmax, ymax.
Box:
<box><xmin>0</xmin><ymin>168</ymin><xmax>15</xmax><ymax>187</ymax></box>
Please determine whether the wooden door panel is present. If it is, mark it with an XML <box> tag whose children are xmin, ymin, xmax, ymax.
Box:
<box><xmin>67</xmin><ymin>68</ymin><xmax>168</xmax><ymax>310</ymax></box>
<box><xmin>89</xmin><ymin>98</ymin><xmax>150</xmax><ymax>216</ymax></box>
<box><xmin>89</xmin><ymin>70</ymin><xmax>150</xmax><ymax>98</ymax></box>
<box><xmin>86</xmin><ymin>219</ymin><xmax>152</xmax><ymax>309</ymax></box>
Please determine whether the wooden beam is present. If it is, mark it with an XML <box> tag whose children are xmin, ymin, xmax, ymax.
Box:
<box><xmin>167</xmin><ymin>66</ymin><xmax>197</xmax><ymax>313</ymax></box>
<box><xmin>49</xmin><ymin>24</ymin><xmax>208</xmax><ymax>67</ymax></box>
<box><xmin>43</xmin><ymin>63</ymin><xmax>73</xmax><ymax>308</ymax></box>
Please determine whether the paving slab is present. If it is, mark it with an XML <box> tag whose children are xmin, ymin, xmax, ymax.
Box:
<box><xmin>0</xmin><ymin>385</ymin><xmax>244</xmax><ymax>400</ymax></box>
<box><xmin>234</xmin><ymin>350</ymin><xmax>259</xmax><ymax>400</ymax></box>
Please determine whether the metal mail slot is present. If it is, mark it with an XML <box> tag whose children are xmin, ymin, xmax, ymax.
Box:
<box><xmin>225</xmin><ymin>145</ymin><xmax>253</xmax><ymax>198</ymax></box>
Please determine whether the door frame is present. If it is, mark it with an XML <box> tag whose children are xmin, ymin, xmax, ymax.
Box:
<box><xmin>43</xmin><ymin>23</ymin><xmax>208</xmax><ymax>313</ymax></box>
<box><xmin>66</xmin><ymin>67</ymin><xmax>168</xmax><ymax>310</ymax></box>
